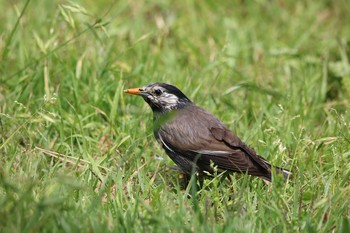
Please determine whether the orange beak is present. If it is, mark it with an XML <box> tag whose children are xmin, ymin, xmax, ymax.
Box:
<box><xmin>124</xmin><ymin>87</ymin><xmax>142</xmax><ymax>95</ymax></box>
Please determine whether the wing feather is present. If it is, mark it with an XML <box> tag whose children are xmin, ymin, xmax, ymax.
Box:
<box><xmin>155</xmin><ymin>105</ymin><xmax>272</xmax><ymax>179</ymax></box>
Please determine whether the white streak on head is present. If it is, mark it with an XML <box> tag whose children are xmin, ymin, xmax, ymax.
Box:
<box><xmin>158</xmin><ymin>92</ymin><xmax>179</xmax><ymax>110</ymax></box>
<box><xmin>144</xmin><ymin>85</ymin><xmax>180</xmax><ymax>110</ymax></box>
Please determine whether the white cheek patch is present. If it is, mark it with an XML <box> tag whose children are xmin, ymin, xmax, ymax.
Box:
<box><xmin>147</xmin><ymin>95</ymin><xmax>156</xmax><ymax>103</ymax></box>
<box><xmin>159</xmin><ymin>93</ymin><xmax>179</xmax><ymax>109</ymax></box>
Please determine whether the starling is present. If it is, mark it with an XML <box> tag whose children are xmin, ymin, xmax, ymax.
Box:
<box><xmin>124</xmin><ymin>82</ymin><xmax>291</xmax><ymax>182</ymax></box>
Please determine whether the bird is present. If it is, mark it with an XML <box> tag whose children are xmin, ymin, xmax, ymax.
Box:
<box><xmin>124</xmin><ymin>82</ymin><xmax>291</xmax><ymax>182</ymax></box>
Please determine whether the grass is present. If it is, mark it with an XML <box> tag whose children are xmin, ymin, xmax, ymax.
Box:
<box><xmin>1</xmin><ymin>0</ymin><xmax>350</xmax><ymax>232</ymax></box>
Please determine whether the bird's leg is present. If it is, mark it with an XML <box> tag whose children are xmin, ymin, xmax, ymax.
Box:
<box><xmin>178</xmin><ymin>172</ymin><xmax>190</xmax><ymax>190</ymax></box>
<box><xmin>226</xmin><ymin>174</ymin><xmax>235</xmax><ymax>193</ymax></box>
<box><xmin>262</xmin><ymin>179</ymin><xmax>273</xmax><ymax>191</ymax></box>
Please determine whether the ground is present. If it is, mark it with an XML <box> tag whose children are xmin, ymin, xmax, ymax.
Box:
<box><xmin>0</xmin><ymin>0</ymin><xmax>350</xmax><ymax>232</ymax></box>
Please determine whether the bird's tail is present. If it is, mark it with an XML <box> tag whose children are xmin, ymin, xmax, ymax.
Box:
<box><xmin>258</xmin><ymin>156</ymin><xmax>292</xmax><ymax>181</ymax></box>
<box><xmin>258</xmin><ymin>157</ymin><xmax>292</xmax><ymax>181</ymax></box>
<box><xmin>273</xmin><ymin>166</ymin><xmax>292</xmax><ymax>180</ymax></box>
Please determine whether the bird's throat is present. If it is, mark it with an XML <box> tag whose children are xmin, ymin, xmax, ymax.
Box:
<box><xmin>153</xmin><ymin>110</ymin><xmax>178</xmax><ymax>130</ymax></box>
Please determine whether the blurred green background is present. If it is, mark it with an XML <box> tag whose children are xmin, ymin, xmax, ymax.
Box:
<box><xmin>1</xmin><ymin>0</ymin><xmax>350</xmax><ymax>232</ymax></box>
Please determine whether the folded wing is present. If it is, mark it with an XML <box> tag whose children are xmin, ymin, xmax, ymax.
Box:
<box><xmin>156</xmin><ymin>105</ymin><xmax>273</xmax><ymax>180</ymax></box>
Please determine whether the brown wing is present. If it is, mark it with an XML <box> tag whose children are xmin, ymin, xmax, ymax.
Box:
<box><xmin>210</xmin><ymin>127</ymin><xmax>271</xmax><ymax>170</ymax></box>
<box><xmin>156</xmin><ymin>105</ymin><xmax>272</xmax><ymax>180</ymax></box>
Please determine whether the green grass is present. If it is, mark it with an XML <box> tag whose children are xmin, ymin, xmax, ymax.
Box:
<box><xmin>1</xmin><ymin>0</ymin><xmax>350</xmax><ymax>232</ymax></box>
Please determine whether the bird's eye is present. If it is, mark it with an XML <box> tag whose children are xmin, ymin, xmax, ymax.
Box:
<box><xmin>154</xmin><ymin>89</ymin><xmax>163</xmax><ymax>96</ymax></box>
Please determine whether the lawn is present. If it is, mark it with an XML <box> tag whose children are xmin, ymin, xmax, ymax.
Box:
<box><xmin>1</xmin><ymin>0</ymin><xmax>350</xmax><ymax>232</ymax></box>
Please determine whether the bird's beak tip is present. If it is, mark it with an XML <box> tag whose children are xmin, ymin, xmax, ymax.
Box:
<box><xmin>124</xmin><ymin>88</ymin><xmax>141</xmax><ymax>95</ymax></box>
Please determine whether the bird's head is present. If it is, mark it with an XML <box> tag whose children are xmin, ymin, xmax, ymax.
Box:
<box><xmin>124</xmin><ymin>82</ymin><xmax>192</xmax><ymax>113</ymax></box>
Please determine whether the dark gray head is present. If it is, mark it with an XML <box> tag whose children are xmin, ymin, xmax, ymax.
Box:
<box><xmin>124</xmin><ymin>82</ymin><xmax>192</xmax><ymax>113</ymax></box>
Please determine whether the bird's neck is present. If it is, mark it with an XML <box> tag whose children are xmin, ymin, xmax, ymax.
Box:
<box><xmin>152</xmin><ymin>101</ymin><xmax>193</xmax><ymax>127</ymax></box>
<box><xmin>153</xmin><ymin>109</ymin><xmax>174</xmax><ymax>122</ymax></box>
<box><xmin>152</xmin><ymin>109</ymin><xmax>179</xmax><ymax>130</ymax></box>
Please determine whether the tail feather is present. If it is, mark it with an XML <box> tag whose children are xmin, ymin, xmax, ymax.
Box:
<box><xmin>274</xmin><ymin>166</ymin><xmax>292</xmax><ymax>180</ymax></box>
<box><xmin>259</xmin><ymin>158</ymin><xmax>292</xmax><ymax>181</ymax></box>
